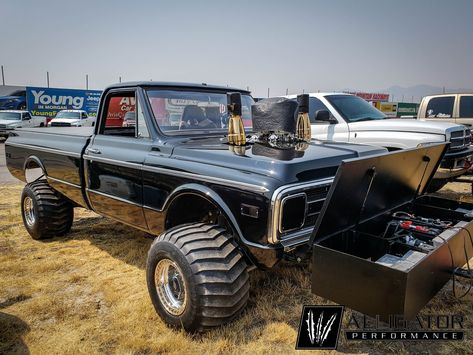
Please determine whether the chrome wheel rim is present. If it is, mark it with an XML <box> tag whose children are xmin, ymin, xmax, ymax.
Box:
<box><xmin>155</xmin><ymin>259</ymin><xmax>187</xmax><ymax>316</ymax></box>
<box><xmin>23</xmin><ymin>196</ymin><xmax>36</xmax><ymax>227</ymax></box>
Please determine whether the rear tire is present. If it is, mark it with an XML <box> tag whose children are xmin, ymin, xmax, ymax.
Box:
<box><xmin>146</xmin><ymin>223</ymin><xmax>249</xmax><ymax>332</ymax></box>
<box><xmin>21</xmin><ymin>181</ymin><xmax>74</xmax><ymax>240</ymax></box>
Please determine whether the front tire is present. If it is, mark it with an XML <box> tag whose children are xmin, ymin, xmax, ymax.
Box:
<box><xmin>146</xmin><ymin>223</ymin><xmax>249</xmax><ymax>332</ymax></box>
<box><xmin>21</xmin><ymin>181</ymin><xmax>74</xmax><ymax>240</ymax></box>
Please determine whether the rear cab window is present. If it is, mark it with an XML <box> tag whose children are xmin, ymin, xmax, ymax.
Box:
<box><xmin>426</xmin><ymin>96</ymin><xmax>455</xmax><ymax>118</ymax></box>
<box><xmin>460</xmin><ymin>96</ymin><xmax>473</xmax><ymax>118</ymax></box>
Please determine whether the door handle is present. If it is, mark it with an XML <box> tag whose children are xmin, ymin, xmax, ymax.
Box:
<box><xmin>87</xmin><ymin>148</ymin><xmax>101</xmax><ymax>154</ymax></box>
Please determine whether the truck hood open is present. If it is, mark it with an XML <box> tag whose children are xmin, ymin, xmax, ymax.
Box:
<box><xmin>349</xmin><ymin>119</ymin><xmax>462</xmax><ymax>135</ymax></box>
<box><xmin>171</xmin><ymin>137</ymin><xmax>387</xmax><ymax>184</ymax></box>
<box><xmin>310</xmin><ymin>143</ymin><xmax>448</xmax><ymax>244</ymax></box>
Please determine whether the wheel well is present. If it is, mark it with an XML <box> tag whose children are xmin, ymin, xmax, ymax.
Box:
<box><xmin>24</xmin><ymin>157</ymin><xmax>46</xmax><ymax>182</ymax></box>
<box><xmin>165</xmin><ymin>193</ymin><xmax>222</xmax><ymax>230</ymax></box>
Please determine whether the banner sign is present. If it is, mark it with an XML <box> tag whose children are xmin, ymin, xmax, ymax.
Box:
<box><xmin>26</xmin><ymin>86</ymin><xmax>102</xmax><ymax>119</ymax></box>
<box><xmin>378</xmin><ymin>102</ymin><xmax>398</xmax><ymax>117</ymax></box>
<box><xmin>348</xmin><ymin>92</ymin><xmax>390</xmax><ymax>102</ymax></box>
<box><xmin>397</xmin><ymin>102</ymin><xmax>419</xmax><ymax>117</ymax></box>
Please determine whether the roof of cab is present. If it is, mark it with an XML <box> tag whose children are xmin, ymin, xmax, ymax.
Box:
<box><xmin>105</xmin><ymin>81</ymin><xmax>251</xmax><ymax>94</ymax></box>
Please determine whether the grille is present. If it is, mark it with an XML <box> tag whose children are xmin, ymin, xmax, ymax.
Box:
<box><xmin>449</xmin><ymin>128</ymin><xmax>471</xmax><ymax>150</ymax></box>
<box><xmin>51</xmin><ymin>122</ymin><xmax>71</xmax><ymax>127</ymax></box>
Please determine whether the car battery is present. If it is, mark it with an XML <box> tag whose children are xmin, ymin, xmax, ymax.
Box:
<box><xmin>310</xmin><ymin>143</ymin><xmax>473</xmax><ymax>321</ymax></box>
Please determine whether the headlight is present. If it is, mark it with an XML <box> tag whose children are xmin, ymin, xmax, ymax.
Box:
<box><xmin>279</xmin><ymin>193</ymin><xmax>306</xmax><ymax>233</ymax></box>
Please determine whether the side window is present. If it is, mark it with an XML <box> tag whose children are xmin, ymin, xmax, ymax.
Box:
<box><xmin>460</xmin><ymin>96</ymin><xmax>473</xmax><ymax>118</ymax></box>
<box><xmin>101</xmin><ymin>92</ymin><xmax>136</xmax><ymax>136</ymax></box>
<box><xmin>426</xmin><ymin>96</ymin><xmax>454</xmax><ymax>118</ymax></box>
<box><xmin>23</xmin><ymin>113</ymin><xmax>31</xmax><ymax>120</ymax></box>
<box><xmin>136</xmin><ymin>98</ymin><xmax>149</xmax><ymax>138</ymax></box>
<box><xmin>82</xmin><ymin>112</ymin><xmax>88</xmax><ymax>119</ymax></box>
<box><xmin>309</xmin><ymin>97</ymin><xmax>331</xmax><ymax>123</ymax></box>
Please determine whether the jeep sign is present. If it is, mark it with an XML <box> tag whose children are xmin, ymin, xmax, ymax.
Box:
<box><xmin>26</xmin><ymin>86</ymin><xmax>102</xmax><ymax>120</ymax></box>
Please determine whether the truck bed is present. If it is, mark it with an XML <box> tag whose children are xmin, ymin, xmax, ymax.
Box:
<box><xmin>16</xmin><ymin>126</ymin><xmax>94</xmax><ymax>137</ymax></box>
<box><xmin>5</xmin><ymin>127</ymin><xmax>93</xmax><ymax>207</ymax></box>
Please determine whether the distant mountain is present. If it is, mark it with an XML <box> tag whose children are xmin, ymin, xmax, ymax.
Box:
<box><xmin>382</xmin><ymin>85</ymin><xmax>473</xmax><ymax>103</ymax></box>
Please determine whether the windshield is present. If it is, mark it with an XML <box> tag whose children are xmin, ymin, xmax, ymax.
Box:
<box><xmin>55</xmin><ymin>111</ymin><xmax>80</xmax><ymax>119</ymax></box>
<box><xmin>325</xmin><ymin>95</ymin><xmax>387</xmax><ymax>122</ymax></box>
<box><xmin>146</xmin><ymin>89</ymin><xmax>254</xmax><ymax>134</ymax></box>
<box><xmin>0</xmin><ymin>112</ymin><xmax>21</xmax><ymax>120</ymax></box>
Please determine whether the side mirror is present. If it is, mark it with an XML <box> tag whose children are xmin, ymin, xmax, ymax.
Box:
<box><xmin>23</xmin><ymin>116</ymin><xmax>31</xmax><ymax>120</ymax></box>
<box><xmin>314</xmin><ymin>110</ymin><xmax>333</xmax><ymax>122</ymax></box>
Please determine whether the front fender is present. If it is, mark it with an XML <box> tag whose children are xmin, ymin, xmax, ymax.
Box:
<box><xmin>163</xmin><ymin>183</ymin><xmax>274</xmax><ymax>251</ymax></box>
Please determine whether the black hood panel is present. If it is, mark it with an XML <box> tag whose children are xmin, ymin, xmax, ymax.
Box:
<box><xmin>171</xmin><ymin>137</ymin><xmax>387</xmax><ymax>184</ymax></box>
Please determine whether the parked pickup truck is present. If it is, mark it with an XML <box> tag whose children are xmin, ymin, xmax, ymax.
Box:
<box><xmin>417</xmin><ymin>93</ymin><xmax>473</xmax><ymax>127</ymax></box>
<box><xmin>6</xmin><ymin>81</ymin><xmax>390</xmax><ymax>331</ymax></box>
<box><xmin>286</xmin><ymin>93</ymin><xmax>473</xmax><ymax>191</ymax></box>
<box><xmin>0</xmin><ymin>110</ymin><xmax>46</xmax><ymax>139</ymax></box>
<box><xmin>48</xmin><ymin>109</ymin><xmax>96</xmax><ymax>127</ymax></box>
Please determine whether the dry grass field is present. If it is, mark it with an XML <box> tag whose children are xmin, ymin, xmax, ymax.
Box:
<box><xmin>1</xmin><ymin>181</ymin><xmax>473</xmax><ymax>354</ymax></box>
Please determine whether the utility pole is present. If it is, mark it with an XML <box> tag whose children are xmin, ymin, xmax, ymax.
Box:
<box><xmin>1</xmin><ymin>65</ymin><xmax>4</xmax><ymax>85</ymax></box>
<box><xmin>286</xmin><ymin>88</ymin><xmax>288</xmax><ymax>95</ymax></box>
<box><xmin>86</xmin><ymin>74</ymin><xmax>89</xmax><ymax>90</ymax></box>
<box><xmin>47</xmin><ymin>71</ymin><xmax>50</xmax><ymax>88</ymax></box>
<box><xmin>119</xmin><ymin>76</ymin><xmax>122</xmax><ymax>83</ymax></box>
<box><xmin>267</xmin><ymin>87</ymin><xmax>270</xmax><ymax>98</ymax></box>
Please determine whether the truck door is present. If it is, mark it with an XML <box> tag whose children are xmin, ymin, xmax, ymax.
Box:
<box><xmin>309</xmin><ymin>97</ymin><xmax>349</xmax><ymax>142</ymax></box>
<box><xmin>84</xmin><ymin>89</ymin><xmax>150</xmax><ymax>230</ymax></box>
<box><xmin>22</xmin><ymin>112</ymin><xmax>33</xmax><ymax>127</ymax></box>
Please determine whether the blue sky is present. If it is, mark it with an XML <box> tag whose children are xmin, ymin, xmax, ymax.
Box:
<box><xmin>1</xmin><ymin>0</ymin><xmax>472</xmax><ymax>96</ymax></box>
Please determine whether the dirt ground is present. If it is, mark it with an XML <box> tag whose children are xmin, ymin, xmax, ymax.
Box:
<box><xmin>1</xmin><ymin>181</ymin><xmax>473</xmax><ymax>354</ymax></box>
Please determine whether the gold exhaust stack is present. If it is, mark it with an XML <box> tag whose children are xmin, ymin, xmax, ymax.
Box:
<box><xmin>296</xmin><ymin>94</ymin><xmax>311</xmax><ymax>142</ymax></box>
<box><xmin>227</xmin><ymin>93</ymin><xmax>246</xmax><ymax>146</ymax></box>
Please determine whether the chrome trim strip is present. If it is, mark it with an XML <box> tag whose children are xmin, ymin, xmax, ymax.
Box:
<box><xmin>6</xmin><ymin>141</ymin><xmax>81</xmax><ymax>158</ymax></box>
<box><xmin>47</xmin><ymin>176</ymin><xmax>81</xmax><ymax>189</ymax></box>
<box><xmin>84</xmin><ymin>154</ymin><xmax>269</xmax><ymax>193</ymax></box>
<box><xmin>83</xmin><ymin>154</ymin><xmax>140</xmax><ymax>169</ymax></box>
<box><xmin>268</xmin><ymin>178</ymin><xmax>334</xmax><ymax>244</ymax></box>
<box><xmin>86</xmin><ymin>188</ymin><xmax>142</xmax><ymax>208</ymax></box>
<box><xmin>142</xmin><ymin>165</ymin><xmax>269</xmax><ymax>193</ymax></box>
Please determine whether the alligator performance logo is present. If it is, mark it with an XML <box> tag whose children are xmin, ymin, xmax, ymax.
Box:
<box><xmin>296</xmin><ymin>305</ymin><xmax>344</xmax><ymax>350</ymax></box>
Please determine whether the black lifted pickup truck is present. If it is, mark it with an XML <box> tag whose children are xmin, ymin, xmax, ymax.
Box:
<box><xmin>6</xmin><ymin>82</ymin><xmax>473</xmax><ymax>331</ymax></box>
